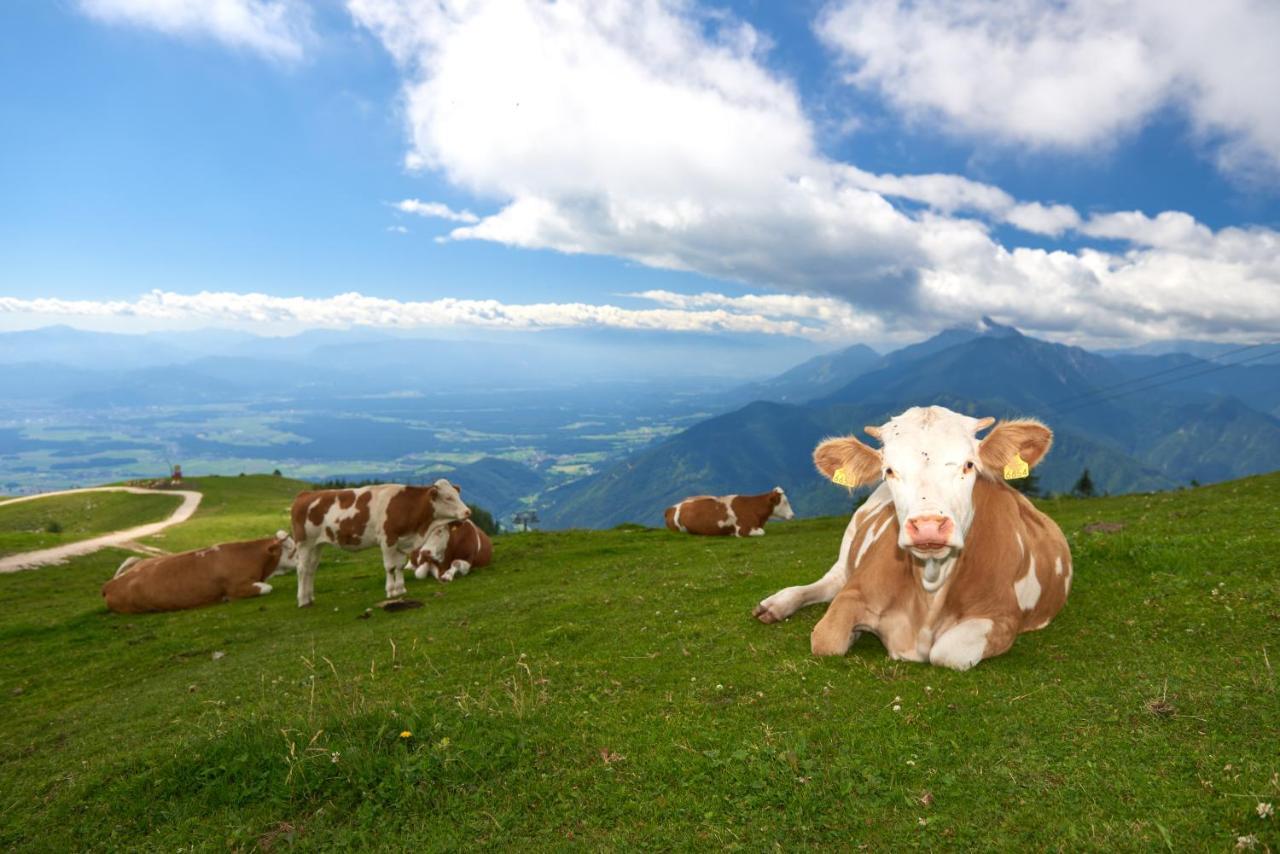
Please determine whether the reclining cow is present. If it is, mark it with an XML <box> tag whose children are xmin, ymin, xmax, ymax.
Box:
<box><xmin>408</xmin><ymin>518</ymin><xmax>493</xmax><ymax>582</ymax></box>
<box><xmin>753</xmin><ymin>406</ymin><xmax>1071</xmax><ymax>670</ymax></box>
<box><xmin>290</xmin><ymin>480</ymin><xmax>470</xmax><ymax>607</ymax></box>
<box><xmin>664</xmin><ymin>487</ymin><xmax>795</xmax><ymax>537</ymax></box>
<box><xmin>101</xmin><ymin>532</ymin><xmax>298</xmax><ymax>614</ymax></box>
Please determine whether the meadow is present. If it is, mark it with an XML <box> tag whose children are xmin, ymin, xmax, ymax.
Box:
<box><xmin>0</xmin><ymin>473</ymin><xmax>1277</xmax><ymax>850</ymax></box>
<box><xmin>0</xmin><ymin>490</ymin><xmax>183</xmax><ymax>558</ymax></box>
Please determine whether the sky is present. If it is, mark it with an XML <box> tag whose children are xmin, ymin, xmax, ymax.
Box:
<box><xmin>1</xmin><ymin>0</ymin><xmax>1279</xmax><ymax>349</ymax></box>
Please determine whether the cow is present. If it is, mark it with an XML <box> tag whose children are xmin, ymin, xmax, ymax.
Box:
<box><xmin>752</xmin><ymin>405</ymin><xmax>1071</xmax><ymax>671</ymax></box>
<box><xmin>101</xmin><ymin>532</ymin><xmax>298</xmax><ymax>614</ymax></box>
<box><xmin>664</xmin><ymin>487</ymin><xmax>795</xmax><ymax>537</ymax></box>
<box><xmin>289</xmin><ymin>480</ymin><xmax>470</xmax><ymax>607</ymax></box>
<box><xmin>408</xmin><ymin>519</ymin><xmax>493</xmax><ymax>582</ymax></box>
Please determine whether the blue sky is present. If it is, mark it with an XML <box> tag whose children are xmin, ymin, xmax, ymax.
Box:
<box><xmin>2</xmin><ymin>0</ymin><xmax>1278</xmax><ymax>348</ymax></box>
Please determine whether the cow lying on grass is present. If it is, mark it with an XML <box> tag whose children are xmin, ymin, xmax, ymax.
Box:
<box><xmin>101</xmin><ymin>532</ymin><xmax>298</xmax><ymax>614</ymax></box>
<box><xmin>664</xmin><ymin>487</ymin><xmax>795</xmax><ymax>537</ymax></box>
<box><xmin>290</xmin><ymin>480</ymin><xmax>470</xmax><ymax>607</ymax></box>
<box><xmin>409</xmin><ymin>519</ymin><xmax>493</xmax><ymax>582</ymax></box>
<box><xmin>754</xmin><ymin>405</ymin><xmax>1071</xmax><ymax>670</ymax></box>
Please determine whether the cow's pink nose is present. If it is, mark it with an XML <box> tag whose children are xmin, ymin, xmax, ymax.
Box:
<box><xmin>906</xmin><ymin>515</ymin><xmax>953</xmax><ymax>548</ymax></box>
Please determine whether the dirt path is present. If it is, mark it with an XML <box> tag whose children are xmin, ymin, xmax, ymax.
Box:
<box><xmin>0</xmin><ymin>487</ymin><xmax>202</xmax><ymax>573</ymax></box>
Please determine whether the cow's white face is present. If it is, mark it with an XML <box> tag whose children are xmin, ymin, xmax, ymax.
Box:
<box><xmin>873</xmin><ymin>407</ymin><xmax>989</xmax><ymax>559</ymax></box>
<box><xmin>771</xmin><ymin>487</ymin><xmax>796</xmax><ymax>521</ymax></box>
<box><xmin>273</xmin><ymin>531</ymin><xmax>299</xmax><ymax>574</ymax></box>
<box><xmin>431</xmin><ymin>479</ymin><xmax>470</xmax><ymax>523</ymax></box>
<box><xmin>814</xmin><ymin>406</ymin><xmax>1053</xmax><ymax>587</ymax></box>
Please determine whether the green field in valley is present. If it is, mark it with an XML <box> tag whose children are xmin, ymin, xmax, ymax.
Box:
<box><xmin>0</xmin><ymin>489</ymin><xmax>185</xmax><ymax>558</ymax></box>
<box><xmin>0</xmin><ymin>473</ymin><xmax>1277</xmax><ymax>850</ymax></box>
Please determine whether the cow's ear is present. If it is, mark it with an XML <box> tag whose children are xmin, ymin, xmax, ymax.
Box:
<box><xmin>814</xmin><ymin>435</ymin><xmax>882</xmax><ymax>487</ymax></box>
<box><xmin>979</xmin><ymin>419</ymin><xmax>1053</xmax><ymax>472</ymax></box>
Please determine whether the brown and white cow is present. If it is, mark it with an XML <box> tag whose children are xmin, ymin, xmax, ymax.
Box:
<box><xmin>753</xmin><ymin>406</ymin><xmax>1071</xmax><ymax>670</ymax></box>
<box><xmin>664</xmin><ymin>487</ymin><xmax>795</xmax><ymax>537</ymax></box>
<box><xmin>289</xmin><ymin>480</ymin><xmax>469</xmax><ymax>607</ymax></box>
<box><xmin>408</xmin><ymin>519</ymin><xmax>493</xmax><ymax>582</ymax></box>
<box><xmin>101</xmin><ymin>532</ymin><xmax>298</xmax><ymax>614</ymax></box>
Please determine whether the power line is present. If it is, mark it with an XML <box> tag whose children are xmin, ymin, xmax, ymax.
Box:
<box><xmin>1050</xmin><ymin>346</ymin><xmax>1280</xmax><ymax>415</ymax></box>
<box><xmin>1048</xmin><ymin>340</ymin><xmax>1278</xmax><ymax>409</ymax></box>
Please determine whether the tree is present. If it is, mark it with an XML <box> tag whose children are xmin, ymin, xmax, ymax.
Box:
<box><xmin>1072</xmin><ymin>468</ymin><xmax>1096</xmax><ymax>498</ymax></box>
<box><xmin>467</xmin><ymin>503</ymin><xmax>499</xmax><ymax>536</ymax></box>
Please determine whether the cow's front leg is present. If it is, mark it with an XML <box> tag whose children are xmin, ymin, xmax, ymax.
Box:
<box><xmin>382</xmin><ymin>547</ymin><xmax>408</xmax><ymax>598</ymax></box>
<box><xmin>228</xmin><ymin>579</ymin><xmax>274</xmax><ymax>601</ymax></box>
<box><xmin>754</xmin><ymin>561</ymin><xmax>846</xmax><ymax>624</ymax></box>
<box><xmin>441</xmin><ymin>560</ymin><xmax>471</xmax><ymax>582</ymax></box>
<box><xmin>928</xmin><ymin>615</ymin><xmax>1019</xmax><ymax>671</ymax></box>
<box><xmin>296</xmin><ymin>547</ymin><xmax>319</xmax><ymax>608</ymax></box>
<box><xmin>811</xmin><ymin>588</ymin><xmax>867</xmax><ymax>656</ymax></box>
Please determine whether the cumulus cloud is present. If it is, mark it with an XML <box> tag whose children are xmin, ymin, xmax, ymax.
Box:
<box><xmin>344</xmin><ymin>0</ymin><xmax>1280</xmax><ymax>343</ymax></box>
<box><xmin>817</xmin><ymin>0</ymin><xmax>1280</xmax><ymax>179</ymax></box>
<box><xmin>0</xmin><ymin>289</ymin><xmax>857</xmax><ymax>338</ymax></box>
<box><xmin>393</xmin><ymin>199</ymin><xmax>479</xmax><ymax>223</ymax></box>
<box><xmin>79</xmin><ymin>0</ymin><xmax>312</xmax><ymax>60</ymax></box>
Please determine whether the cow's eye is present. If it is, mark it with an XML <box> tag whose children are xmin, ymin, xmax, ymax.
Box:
<box><xmin>884</xmin><ymin>467</ymin><xmax>895</xmax><ymax>479</ymax></box>
<box><xmin>963</xmin><ymin>461</ymin><xmax>975</xmax><ymax>473</ymax></box>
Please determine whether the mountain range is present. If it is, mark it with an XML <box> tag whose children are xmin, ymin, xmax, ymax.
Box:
<box><xmin>540</xmin><ymin>319</ymin><xmax>1280</xmax><ymax>528</ymax></box>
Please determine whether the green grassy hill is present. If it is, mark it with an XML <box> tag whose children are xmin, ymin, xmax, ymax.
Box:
<box><xmin>1</xmin><ymin>473</ymin><xmax>1277</xmax><ymax>850</ymax></box>
<box><xmin>0</xmin><ymin>489</ymin><xmax>185</xmax><ymax>558</ymax></box>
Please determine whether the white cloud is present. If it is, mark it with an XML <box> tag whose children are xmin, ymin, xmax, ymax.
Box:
<box><xmin>78</xmin><ymin>0</ymin><xmax>311</xmax><ymax>61</ymax></box>
<box><xmin>0</xmin><ymin>289</ymin><xmax>854</xmax><ymax>338</ymax></box>
<box><xmin>1004</xmin><ymin>203</ymin><xmax>1082</xmax><ymax>237</ymax></box>
<box><xmin>345</xmin><ymin>0</ymin><xmax>1280</xmax><ymax>344</ymax></box>
<box><xmin>1079</xmin><ymin>210</ymin><xmax>1213</xmax><ymax>251</ymax></box>
<box><xmin>393</xmin><ymin>199</ymin><xmax>479</xmax><ymax>223</ymax></box>
<box><xmin>817</xmin><ymin>0</ymin><xmax>1280</xmax><ymax>179</ymax></box>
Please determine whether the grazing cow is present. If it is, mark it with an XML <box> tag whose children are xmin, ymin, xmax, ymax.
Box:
<box><xmin>753</xmin><ymin>406</ymin><xmax>1071</xmax><ymax>670</ymax></box>
<box><xmin>290</xmin><ymin>480</ymin><xmax>470</xmax><ymax>607</ymax></box>
<box><xmin>408</xmin><ymin>519</ymin><xmax>493</xmax><ymax>582</ymax></box>
<box><xmin>664</xmin><ymin>487</ymin><xmax>795</xmax><ymax>537</ymax></box>
<box><xmin>101</xmin><ymin>532</ymin><xmax>298</xmax><ymax>614</ymax></box>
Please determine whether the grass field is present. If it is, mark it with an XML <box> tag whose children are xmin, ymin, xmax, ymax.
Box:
<box><xmin>0</xmin><ymin>490</ymin><xmax>185</xmax><ymax>558</ymax></box>
<box><xmin>1</xmin><ymin>473</ymin><xmax>1277</xmax><ymax>850</ymax></box>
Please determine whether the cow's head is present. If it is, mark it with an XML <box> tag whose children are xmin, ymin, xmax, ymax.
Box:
<box><xmin>431</xmin><ymin>479</ymin><xmax>471</xmax><ymax>522</ymax></box>
<box><xmin>770</xmin><ymin>487</ymin><xmax>796</xmax><ymax>521</ymax></box>
<box><xmin>272</xmin><ymin>530</ymin><xmax>299</xmax><ymax>574</ymax></box>
<box><xmin>814</xmin><ymin>406</ymin><xmax>1051</xmax><ymax>583</ymax></box>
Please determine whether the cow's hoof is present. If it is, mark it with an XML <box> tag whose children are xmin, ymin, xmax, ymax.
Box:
<box><xmin>753</xmin><ymin>603</ymin><xmax>781</xmax><ymax>624</ymax></box>
<box><xmin>412</xmin><ymin>567</ymin><xmax>429</xmax><ymax>580</ymax></box>
<box><xmin>298</xmin><ymin>601</ymin><xmax>314</xmax><ymax>608</ymax></box>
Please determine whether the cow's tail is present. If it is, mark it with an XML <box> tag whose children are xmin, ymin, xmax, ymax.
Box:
<box><xmin>113</xmin><ymin>556</ymin><xmax>143</xmax><ymax>579</ymax></box>
<box><xmin>663</xmin><ymin>506</ymin><xmax>679</xmax><ymax>531</ymax></box>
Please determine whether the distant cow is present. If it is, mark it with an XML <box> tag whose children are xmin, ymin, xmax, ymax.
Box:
<box><xmin>664</xmin><ymin>487</ymin><xmax>795</xmax><ymax>537</ymax></box>
<box><xmin>101</xmin><ymin>532</ymin><xmax>298</xmax><ymax>614</ymax></box>
<box><xmin>289</xmin><ymin>480</ymin><xmax>470</xmax><ymax>606</ymax></box>
<box><xmin>753</xmin><ymin>405</ymin><xmax>1071</xmax><ymax>670</ymax></box>
<box><xmin>408</xmin><ymin>519</ymin><xmax>493</xmax><ymax>582</ymax></box>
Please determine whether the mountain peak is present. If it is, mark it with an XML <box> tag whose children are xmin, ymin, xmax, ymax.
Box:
<box><xmin>978</xmin><ymin>316</ymin><xmax>1023</xmax><ymax>338</ymax></box>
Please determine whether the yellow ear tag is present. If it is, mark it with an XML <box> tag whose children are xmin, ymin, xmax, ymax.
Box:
<box><xmin>831</xmin><ymin>468</ymin><xmax>851</xmax><ymax>486</ymax></box>
<box><xmin>1003</xmin><ymin>453</ymin><xmax>1030</xmax><ymax>480</ymax></box>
